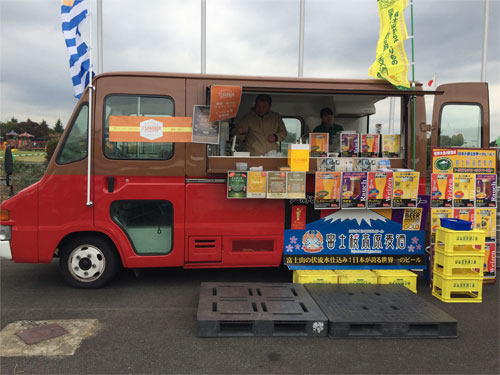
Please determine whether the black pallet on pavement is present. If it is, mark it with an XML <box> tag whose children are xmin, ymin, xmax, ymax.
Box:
<box><xmin>197</xmin><ymin>282</ymin><xmax>328</xmax><ymax>337</ymax></box>
<box><xmin>305</xmin><ymin>284</ymin><xmax>457</xmax><ymax>338</ymax></box>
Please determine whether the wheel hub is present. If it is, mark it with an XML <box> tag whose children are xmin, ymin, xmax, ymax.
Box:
<box><xmin>68</xmin><ymin>244</ymin><xmax>106</xmax><ymax>282</ymax></box>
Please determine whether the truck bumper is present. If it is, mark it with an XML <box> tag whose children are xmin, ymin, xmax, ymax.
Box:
<box><xmin>0</xmin><ymin>241</ymin><xmax>12</xmax><ymax>260</ymax></box>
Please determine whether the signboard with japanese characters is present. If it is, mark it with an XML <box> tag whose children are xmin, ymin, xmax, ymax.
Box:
<box><xmin>283</xmin><ymin>195</ymin><xmax>429</xmax><ymax>270</ymax></box>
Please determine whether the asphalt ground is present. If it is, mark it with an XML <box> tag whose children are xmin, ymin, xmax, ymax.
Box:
<box><xmin>1</xmin><ymin>260</ymin><xmax>499</xmax><ymax>374</ymax></box>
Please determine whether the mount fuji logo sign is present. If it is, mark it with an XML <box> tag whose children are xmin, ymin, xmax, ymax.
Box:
<box><xmin>284</xmin><ymin>206</ymin><xmax>427</xmax><ymax>270</ymax></box>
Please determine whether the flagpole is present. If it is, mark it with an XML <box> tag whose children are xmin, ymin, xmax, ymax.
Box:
<box><xmin>97</xmin><ymin>0</ymin><xmax>103</xmax><ymax>74</ymax></box>
<box><xmin>86</xmin><ymin>4</ymin><xmax>93</xmax><ymax>207</ymax></box>
<box><xmin>410</xmin><ymin>0</ymin><xmax>415</xmax><ymax>169</ymax></box>
<box><xmin>481</xmin><ymin>0</ymin><xmax>489</xmax><ymax>82</ymax></box>
<box><xmin>298</xmin><ymin>0</ymin><xmax>305</xmax><ymax>77</ymax></box>
<box><xmin>201</xmin><ymin>0</ymin><xmax>206</xmax><ymax>74</ymax></box>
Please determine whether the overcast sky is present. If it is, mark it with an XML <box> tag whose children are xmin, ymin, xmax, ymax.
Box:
<box><xmin>1</xmin><ymin>0</ymin><xmax>499</xmax><ymax>140</ymax></box>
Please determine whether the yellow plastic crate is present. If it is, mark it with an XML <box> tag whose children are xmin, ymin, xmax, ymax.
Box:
<box><xmin>432</xmin><ymin>269</ymin><xmax>483</xmax><ymax>303</ymax></box>
<box><xmin>293</xmin><ymin>270</ymin><xmax>338</xmax><ymax>284</ymax></box>
<box><xmin>374</xmin><ymin>270</ymin><xmax>417</xmax><ymax>293</ymax></box>
<box><xmin>433</xmin><ymin>246</ymin><xmax>484</xmax><ymax>277</ymax></box>
<box><xmin>336</xmin><ymin>270</ymin><xmax>377</xmax><ymax>284</ymax></box>
<box><xmin>435</xmin><ymin>227</ymin><xmax>485</xmax><ymax>254</ymax></box>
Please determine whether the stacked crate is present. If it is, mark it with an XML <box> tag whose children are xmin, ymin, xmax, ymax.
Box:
<box><xmin>432</xmin><ymin>223</ymin><xmax>485</xmax><ymax>303</ymax></box>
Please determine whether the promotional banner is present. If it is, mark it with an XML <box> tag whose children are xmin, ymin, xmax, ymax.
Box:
<box><xmin>284</xmin><ymin>195</ymin><xmax>429</xmax><ymax>269</ymax></box>
<box><xmin>453</xmin><ymin>173</ymin><xmax>475</xmax><ymax>208</ymax></box>
<box><xmin>286</xmin><ymin>172</ymin><xmax>306</xmax><ymax>199</ymax></box>
<box><xmin>392</xmin><ymin>171</ymin><xmax>419</xmax><ymax>207</ymax></box>
<box><xmin>267</xmin><ymin>172</ymin><xmax>287</xmax><ymax>199</ymax></box>
<box><xmin>341</xmin><ymin>172</ymin><xmax>368</xmax><ymax>208</ymax></box>
<box><xmin>475</xmin><ymin>174</ymin><xmax>497</xmax><ymax>208</ymax></box>
<box><xmin>368</xmin><ymin>0</ymin><xmax>410</xmax><ymax>89</ymax></box>
<box><xmin>382</xmin><ymin>134</ymin><xmax>401</xmax><ymax>157</ymax></box>
<box><xmin>432</xmin><ymin>148</ymin><xmax>497</xmax><ymax>174</ymax></box>
<box><xmin>209</xmin><ymin>86</ymin><xmax>242</xmax><ymax>122</ymax></box>
<box><xmin>227</xmin><ymin>171</ymin><xmax>247</xmax><ymax>199</ymax></box>
<box><xmin>109</xmin><ymin>116</ymin><xmax>192</xmax><ymax>143</ymax></box>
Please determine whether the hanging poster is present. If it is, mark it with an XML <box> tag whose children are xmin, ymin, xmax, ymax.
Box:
<box><xmin>430</xmin><ymin>173</ymin><xmax>453</xmax><ymax>208</ymax></box>
<box><xmin>283</xmin><ymin>195</ymin><xmax>429</xmax><ymax>270</ymax></box>
<box><xmin>227</xmin><ymin>171</ymin><xmax>247</xmax><ymax>199</ymax></box>
<box><xmin>392</xmin><ymin>171</ymin><xmax>419</xmax><ymax>208</ymax></box>
<box><xmin>360</xmin><ymin>134</ymin><xmax>380</xmax><ymax>157</ymax></box>
<box><xmin>314</xmin><ymin>172</ymin><xmax>342</xmax><ymax>209</ymax></box>
<box><xmin>192</xmin><ymin>105</ymin><xmax>220</xmax><ymax>144</ymax></box>
<box><xmin>453</xmin><ymin>173</ymin><xmax>475</xmax><ymax>208</ymax></box>
<box><xmin>286</xmin><ymin>172</ymin><xmax>306</xmax><ymax>199</ymax></box>
<box><xmin>247</xmin><ymin>171</ymin><xmax>267</xmax><ymax>198</ymax></box>
<box><xmin>267</xmin><ymin>172</ymin><xmax>287</xmax><ymax>199</ymax></box>
<box><xmin>341</xmin><ymin>133</ymin><xmax>359</xmax><ymax>157</ymax></box>
<box><xmin>367</xmin><ymin>171</ymin><xmax>393</xmax><ymax>208</ymax></box>
<box><xmin>475</xmin><ymin>174</ymin><xmax>497</xmax><ymax>208</ymax></box>
<box><xmin>209</xmin><ymin>86</ymin><xmax>242</xmax><ymax>122</ymax></box>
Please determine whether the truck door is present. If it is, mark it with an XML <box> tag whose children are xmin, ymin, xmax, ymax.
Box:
<box><xmin>93</xmin><ymin>76</ymin><xmax>186</xmax><ymax>269</ymax></box>
<box><xmin>430</xmin><ymin>82</ymin><xmax>490</xmax><ymax>149</ymax></box>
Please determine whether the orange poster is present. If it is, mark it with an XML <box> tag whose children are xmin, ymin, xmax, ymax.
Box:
<box><xmin>109</xmin><ymin>116</ymin><xmax>192</xmax><ymax>143</ymax></box>
<box><xmin>209</xmin><ymin>86</ymin><xmax>242</xmax><ymax>122</ymax></box>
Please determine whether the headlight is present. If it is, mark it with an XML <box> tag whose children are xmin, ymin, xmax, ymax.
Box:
<box><xmin>0</xmin><ymin>225</ymin><xmax>11</xmax><ymax>241</ymax></box>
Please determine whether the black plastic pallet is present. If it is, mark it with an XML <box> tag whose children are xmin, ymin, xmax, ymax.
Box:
<box><xmin>305</xmin><ymin>284</ymin><xmax>457</xmax><ymax>338</ymax></box>
<box><xmin>197</xmin><ymin>282</ymin><xmax>328</xmax><ymax>337</ymax></box>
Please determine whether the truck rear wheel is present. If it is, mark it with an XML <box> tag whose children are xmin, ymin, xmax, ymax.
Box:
<box><xmin>59</xmin><ymin>235</ymin><xmax>120</xmax><ymax>288</ymax></box>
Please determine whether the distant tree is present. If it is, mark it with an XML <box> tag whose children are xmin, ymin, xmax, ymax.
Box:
<box><xmin>450</xmin><ymin>134</ymin><xmax>465</xmax><ymax>147</ymax></box>
<box><xmin>54</xmin><ymin>119</ymin><xmax>64</xmax><ymax>133</ymax></box>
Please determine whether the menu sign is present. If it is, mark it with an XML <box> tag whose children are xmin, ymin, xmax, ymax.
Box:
<box><xmin>475</xmin><ymin>174</ymin><xmax>497</xmax><ymax>208</ymax></box>
<box><xmin>267</xmin><ymin>172</ymin><xmax>287</xmax><ymax>199</ymax></box>
<box><xmin>341</xmin><ymin>172</ymin><xmax>367</xmax><ymax>208</ymax></box>
<box><xmin>432</xmin><ymin>148</ymin><xmax>497</xmax><ymax>174</ymax></box>
<box><xmin>361</xmin><ymin>134</ymin><xmax>380</xmax><ymax>157</ymax></box>
<box><xmin>392</xmin><ymin>171</ymin><xmax>419</xmax><ymax>208</ymax></box>
<box><xmin>430</xmin><ymin>173</ymin><xmax>453</xmax><ymax>208</ymax></box>
<box><xmin>453</xmin><ymin>173</ymin><xmax>475</xmax><ymax>208</ymax></box>
<box><xmin>209</xmin><ymin>86</ymin><xmax>242</xmax><ymax>122</ymax></box>
<box><xmin>367</xmin><ymin>171</ymin><xmax>393</xmax><ymax>208</ymax></box>
<box><xmin>192</xmin><ymin>105</ymin><xmax>220</xmax><ymax>144</ymax></box>
<box><xmin>341</xmin><ymin>133</ymin><xmax>359</xmax><ymax>157</ymax></box>
<box><xmin>314</xmin><ymin>172</ymin><xmax>342</xmax><ymax>209</ymax></box>
<box><xmin>286</xmin><ymin>172</ymin><xmax>306</xmax><ymax>199</ymax></box>
<box><xmin>227</xmin><ymin>171</ymin><xmax>247</xmax><ymax>199</ymax></box>
<box><xmin>309</xmin><ymin>133</ymin><xmax>329</xmax><ymax>157</ymax></box>
<box><xmin>382</xmin><ymin>134</ymin><xmax>401</xmax><ymax>157</ymax></box>
<box><xmin>247</xmin><ymin>171</ymin><xmax>267</xmax><ymax>198</ymax></box>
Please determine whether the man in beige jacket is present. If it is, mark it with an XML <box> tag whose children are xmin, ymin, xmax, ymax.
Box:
<box><xmin>234</xmin><ymin>94</ymin><xmax>287</xmax><ymax>156</ymax></box>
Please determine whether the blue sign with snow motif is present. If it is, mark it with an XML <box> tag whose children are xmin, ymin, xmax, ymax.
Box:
<box><xmin>284</xmin><ymin>206</ymin><xmax>426</xmax><ymax>270</ymax></box>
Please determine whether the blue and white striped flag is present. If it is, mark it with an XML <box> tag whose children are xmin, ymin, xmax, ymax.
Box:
<box><xmin>61</xmin><ymin>0</ymin><xmax>92</xmax><ymax>99</ymax></box>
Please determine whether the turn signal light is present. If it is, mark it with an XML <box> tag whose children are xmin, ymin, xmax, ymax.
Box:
<box><xmin>0</xmin><ymin>210</ymin><xmax>9</xmax><ymax>221</ymax></box>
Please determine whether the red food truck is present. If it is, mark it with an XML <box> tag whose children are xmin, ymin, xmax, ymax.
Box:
<box><xmin>0</xmin><ymin>72</ymin><xmax>491</xmax><ymax>287</ymax></box>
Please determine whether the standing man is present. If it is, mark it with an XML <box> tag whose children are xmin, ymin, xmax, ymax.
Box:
<box><xmin>313</xmin><ymin>107</ymin><xmax>344</xmax><ymax>138</ymax></box>
<box><xmin>234</xmin><ymin>94</ymin><xmax>287</xmax><ymax>156</ymax></box>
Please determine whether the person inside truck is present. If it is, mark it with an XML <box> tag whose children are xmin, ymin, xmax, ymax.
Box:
<box><xmin>312</xmin><ymin>107</ymin><xmax>344</xmax><ymax>152</ymax></box>
<box><xmin>233</xmin><ymin>94</ymin><xmax>287</xmax><ymax>156</ymax></box>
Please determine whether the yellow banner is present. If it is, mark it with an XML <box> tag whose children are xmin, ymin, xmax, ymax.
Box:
<box><xmin>368</xmin><ymin>0</ymin><xmax>410</xmax><ymax>89</ymax></box>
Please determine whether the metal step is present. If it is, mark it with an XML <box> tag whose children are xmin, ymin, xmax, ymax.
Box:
<box><xmin>305</xmin><ymin>284</ymin><xmax>457</xmax><ymax>338</ymax></box>
<box><xmin>197</xmin><ymin>282</ymin><xmax>328</xmax><ymax>337</ymax></box>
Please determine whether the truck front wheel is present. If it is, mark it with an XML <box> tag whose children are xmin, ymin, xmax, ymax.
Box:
<box><xmin>59</xmin><ymin>235</ymin><xmax>120</xmax><ymax>288</ymax></box>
